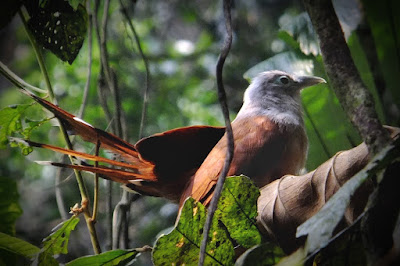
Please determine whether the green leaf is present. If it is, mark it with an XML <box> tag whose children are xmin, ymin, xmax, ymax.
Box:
<box><xmin>35</xmin><ymin>216</ymin><xmax>80</xmax><ymax>264</ymax></box>
<box><xmin>0</xmin><ymin>232</ymin><xmax>40</xmax><ymax>258</ymax></box>
<box><xmin>279</xmin><ymin>12</ymin><xmax>319</xmax><ymax>56</ymax></box>
<box><xmin>216</xmin><ymin>175</ymin><xmax>261</xmax><ymax>248</ymax></box>
<box><xmin>27</xmin><ymin>0</ymin><xmax>88</xmax><ymax>64</ymax></box>
<box><xmin>66</xmin><ymin>249</ymin><xmax>141</xmax><ymax>266</ymax></box>
<box><xmin>277</xmin><ymin>31</ymin><xmax>301</xmax><ymax>52</ymax></box>
<box><xmin>297</xmin><ymin>142</ymin><xmax>400</xmax><ymax>254</ymax></box>
<box><xmin>0</xmin><ymin>176</ymin><xmax>23</xmax><ymax>266</ymax></box>
<box><xmin>0</xmin><ymin>177</ymin><xmax>22</xmax><ymax>236</ymax></box>
<box><xmin>152</xmin><ymin>197</ymin><xmax>235</xmax><ymax>265</ymax></box>
<box><xmin>22</xmin><ymin>117</ymin><xmax>50</xmax><ymax>139</ymax></box>
<box><xmin>235</xmin><ymin>242</ymin><xmax>285</xmax><ymax>266</ymax></box>
<box><xmin>0</xmin><ymin>104</ymin><xmax>29</xmax><ymax>149</ymax></box>
<box><xmin>302</xmin><ymin>83</ymin><xmax>361</xmax><ymax>169</ymax></box>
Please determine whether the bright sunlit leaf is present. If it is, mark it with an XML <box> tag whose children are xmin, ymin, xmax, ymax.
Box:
<box><xmin>216</xmin><ymin>175</ymin><xmax>261</xmax><ymax>248</ymax></box>
<box><xmin>152</xmin><ymin>197</ymin><xmax>235</xmax><ymax>265</ymax></box>
<box><xmin>35</xmin><ymin>216</ymin><xmax>80</xmax><ymax>265</ymax></box>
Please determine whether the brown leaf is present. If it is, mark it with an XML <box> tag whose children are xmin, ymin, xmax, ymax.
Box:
<box><xmin>257</xmin><ymin>126</ymin><xmax>399</xmax><ymax>253</ymax></box>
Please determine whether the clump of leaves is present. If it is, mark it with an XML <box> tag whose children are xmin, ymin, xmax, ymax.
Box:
<box><xmin>0</xmin><ymin>103</ymin><xmax>50</xmax><ymax>155</ymax></box>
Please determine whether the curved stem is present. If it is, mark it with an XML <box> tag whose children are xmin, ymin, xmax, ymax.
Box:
<box><xmin>0</xmin><ymin>62</ymin><xmax>47</xmax><ymax>94</ymax></box>
<box><xmin>118</xmin><ymin>0</ymin><xmax>150</xmax><ymax>139</ymax></box>
<box><xmin>199</xmin><ymin>0</ymin><xmax>234</xmax><ymax>265</ymax></box>
<box><xmin>18</xmin><ymin>8</ymin><xmax>101</xmax><ymax>254</ymax></box>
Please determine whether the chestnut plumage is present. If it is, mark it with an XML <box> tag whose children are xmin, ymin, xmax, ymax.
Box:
<box><xmin>20</xmin><ymin>70</ymin><xmax>325</xmax><ymax>206</ymax></box>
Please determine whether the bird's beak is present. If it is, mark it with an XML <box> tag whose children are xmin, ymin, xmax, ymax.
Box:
<box><xmin>295</xmin><ymin>75</ymin><xmax>326</xmax><ymax>90</ymax></box>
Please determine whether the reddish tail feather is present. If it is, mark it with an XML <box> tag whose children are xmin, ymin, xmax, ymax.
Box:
<box><xmin>20</xmin><ymin>89</ymin><xmax>225</xmax><ymax>202</ymax></box>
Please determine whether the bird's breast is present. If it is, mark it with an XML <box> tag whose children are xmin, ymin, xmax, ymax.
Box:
<box><xmin>228</xmin><ymin>116</ymin><xmax>308</xmax><ymax>188</ymax></box>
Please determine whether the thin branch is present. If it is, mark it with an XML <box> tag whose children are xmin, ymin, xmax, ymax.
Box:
<box><xmin>55</xmin><ymin>166</ymin><xmax>69</xmax><ymax>220</ymax></box>
<box><xmin>0</xmin><ymin>62</ymin><xmax>47</xmax><ymax>94</ymax></box>
<box><xmin>54</xmin><ymin>0</ymin><xmax>95</xmax><ymax>226</ymax></box>
<box><xmin>18</xmin><ymin>8</ymin><xmax>101</xmax><ymax>254</ymax></box>
<box><xmin>92</xmin><ymin>0</ymin><xmax>114</xmax><ymax>250</ymax></box>
<box><xmin>94</xmin><ymin>0</ymin><xmax>129</xmax><ymax>249</ymax></box>
<box><xmin>78</xmin><ymin>0</ymin><xmax>94</xmax><ymax>119</ymax></box>
<box><xmin>199</xmin><ymin>0</ymin><xmax>234</xmax><ymax>265</ymax></box>
<box><xmin>112</xmin><ymin>191</ymin><xmax>128</xmax><ymax>249</ymax></box>
<box><xmin>93</xmin><ymin>1</ymin><xmax>114</xmax><ymax>126</ymax></box>
<box><xmin>91</xmin><ymin>139</ymin><xmax>101</xmax><ymax>222</ymax></box>
<box><xmin>118</xmin><ymin>0</ymin><xmax>150</xmax><ymax>139</ymax></box>
<box><xmin>100</xmin><ymin>0</ymin><xmax>123</xmax><ymax>136</ymax></box>
<box><xmin>113</xmin><ymin>0</ymin><xmax>152</xmax><ymax>249</ymax></box>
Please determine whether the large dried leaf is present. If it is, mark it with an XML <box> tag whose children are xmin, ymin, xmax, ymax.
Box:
<box><xmin>257</xmin><ymin>127</ymin><xmax>399</xmax><ymax>253</ymax></box>
<box><xmin>296</xmin><ymin>143</ymin><xmax>398</xmax><ymax>254</ymax></box>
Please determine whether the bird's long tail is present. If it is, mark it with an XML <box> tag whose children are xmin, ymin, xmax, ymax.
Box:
<box><xmin>18</xmin><ymin>89</ymin><xmax>156</xmax><ymax>185</ymax></box>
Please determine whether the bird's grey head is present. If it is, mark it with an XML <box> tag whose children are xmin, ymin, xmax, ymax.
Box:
<box><xmin>238</xmin><ymin>70</ymin><xmax>326</xmax><ymax>126</ymax></box>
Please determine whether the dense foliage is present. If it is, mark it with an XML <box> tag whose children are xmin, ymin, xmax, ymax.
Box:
<box><xmin>0</xmin><ymin>0</ymin><xmax>399</xmax><ymax>265</ymax></box>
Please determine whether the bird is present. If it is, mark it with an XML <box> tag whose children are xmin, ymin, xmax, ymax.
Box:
<box><xmin>19</xmin><ymin>70</ymin><xmax>325</xmax><ymax>206</ymax></box>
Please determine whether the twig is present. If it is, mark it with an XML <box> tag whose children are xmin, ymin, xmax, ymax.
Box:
<box><xmin>112</xmin><ymin>0</ymin><xmax>152</xmax><ymax>249</ymax></box>
<box><xmin>199</xmin><ymin>0</ymin><xmax>234</xmax><ymax>265</ymax></box>
<box><xmin>18</xmin><ymin>8</ymin><xmax>101</xmax><ymax>254</ymax></box>
<box><xmin>0</xmin><ymin>62</ymin><xmax>47</xmax><ymax>94</ymax></box>
<box><xmin>55</xmin><ymin>167</ymin><xmax>69</xmax><ymax>220</ymax></box>
<box><xmin>112</xmin><ymin>191</ymin><xmax>129</xmax><ymax>249</ymax></box>
<box><xmin>93</xmin><ymin>0</ymin><xmax>128</xmax><ymax>249</ymax></box>
<box><xmin>100</xmin><ymin>0</ymin><xmax>123</xmax><ymax>136</ymax></box>
<box><xmin>78</xmin><ymin>0</ymin><xmax>93</xmax><ymax>119</ymax></box>
<box><xmin>91</xmin><ymin>139</ymin><xmax>101</xmax><ymax>222</ymax></box>
<box><xmin>92</xmin><ymin>0</ymin><xmax>114</xmax><ymax>250</ymax></box>
<box><xmin>93</xmin><ymin>1</ymin><xmax>114</xmax><ymax>126</ymax></box>
<box><xmin>118</xmin><ymin>0</ymin><xmax>150</xmax><ymax>139</ymax></box>
<box><xmin>54</xmin><ymin>0</ymin><xmax>95</xmax><ymax>225</ymax></box>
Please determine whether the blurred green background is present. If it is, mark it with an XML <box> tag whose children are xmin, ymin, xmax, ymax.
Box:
<box><xmin>0</xmin><ymin>0</ymin><xmax>398</xmax><ymax>264</ymax></box>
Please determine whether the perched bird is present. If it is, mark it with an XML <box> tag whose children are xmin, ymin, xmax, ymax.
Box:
<box><xmin>20</xmin><ymin>70</ymin><xmax>325</xmax><ymax>206</ymax></box>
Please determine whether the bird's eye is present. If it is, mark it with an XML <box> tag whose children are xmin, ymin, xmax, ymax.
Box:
<box><xmin>279</xmin><ymin>76</ymin><xmax>290</xmax><ymax>85</ymax></box>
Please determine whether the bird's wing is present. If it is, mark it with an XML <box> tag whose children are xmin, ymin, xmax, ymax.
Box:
<box><xmin>135</xmin><ymin>125</ymin><xmax>226</xmax><ymax>180</ymax></box>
